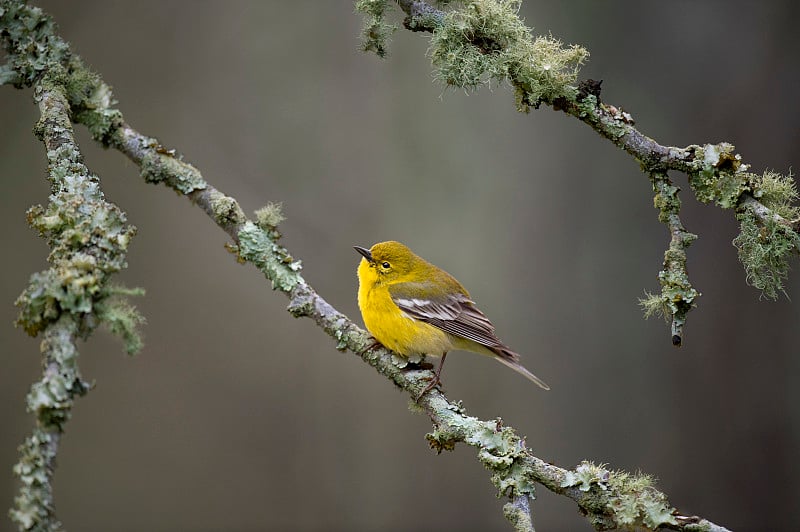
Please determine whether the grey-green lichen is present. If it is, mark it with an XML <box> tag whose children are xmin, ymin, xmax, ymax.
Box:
<box><xmin>354</xmin><ymin>0</ymin><xmax>396</xmax><ymax>57</ymax></box>
<box><xmin>734</xmin><ymin>215</ymin><xmax>798</xmax><ymax>300</ymax></box>
<box><xmin>565</xmin><ymin>93</ymin><xmax>635</xmax><ymax>147</ymax></box>
<box><xmin>58</xmin><ymin>56</ymin><xmax>124</xmax><ymax>145</ymax></box>
<box><xmin>11</xmin><ymin>317</ymin><xmax>89</xmax><ymax>531</ymax></box>
<box><xmin>645</xmin><ymin>174</ymin><xmax>699</xmax><ymax>345</ymax></box>
<box><xmin>428</xmin><ymin>415</ymin><xmax>536</xmax><ymax>501</ymax></box>
<box><xmin>732</xmin><ymin>171</ymin><xmax>800</xmax><ymax>299</ymax></box>
<box><xmin>688</xmin><ymin>143</ymin><xmax>750</xmax><ymax>208</ymax></box>
<box><xmin>25</xmin><ymin>318</ymin><xmax>90</xmax><ymax>423</ymax></box>
<box><xmin>236</xmin><ymin>221</ymin><xmax>303</xmax><ymax>292</ymax></box>
<box><xmin>0</xmin><ymin>2</ymin><xmax>70</xmax><ymax>88</ymax></box>
<box><xmin>11</xmin><ymin>427</ymin><xmax>63</xmax><ymax>531</ymax></box>
<box><xmin>0</xmin><ymin>2</ymin><xmax>124</xmax><ymax>143</ymax></box>
<box><xmin>16</xmin><ymin>144</ymin><xmax>142</xmax><ymax>350</ymax></box>
<box><xmin>428</xmin><ymin>0</ymin><xmax>587</xmax><ymax>111</ymax></box>
<box><xmin>208</xmin><ymin>189</ymin><xmax>246</xmax><ymax>228</ymax></box>
<box><xmin>562</xmin><ymin>462</ymin><xmax>678</xmax><ymax>529</ymax></box>
<box><xmin>94</xmin><ymin>286</ymin><xmax>147</xmax><ymax>355</ymax></box>
<box><xmin>657</xmin><ymin>249</ymin><xmax>700</xmax><ymax>339</ymax></box>
<box><xmin>140</xmin><ymin>148</ymin><xmax>206</xmax><ymax>194</ymax></box>
<box><xmin>748</xmin><ymin>169</ymin><xmax>800</xmax><ymax>219</ymax></box>
<box><xmin>503</xmin><ymin>495</ymin><xmax>533</xmax><ymax>532</ymax></box>
<box><xmin>561</xmin><ymin>461</ymin><xmax>610</xmax><ymax>492</ymax></box>
<box><xmin>11</xmin><ymin>73</ymin><xmax>144</xmax><ymax>529</ymax></box>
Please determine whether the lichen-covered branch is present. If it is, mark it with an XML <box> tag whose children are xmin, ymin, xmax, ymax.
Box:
<box><xmin>6</xmin><ymin>69</ymin><xmax>142</xmax><ymax>530</ymax></box>
<box><xmin>366</xmin><ymin>0</ymin><xmax>800</xmax><ymax>339</ymax></box>
<box><xmin>2</xmin><ymin>1</ymin><xmax>732</xmax><ymax>530</ymax></box>
<box><xmin>1</xmin><ymin>4</ymin><xmax>142</xmax><ymax>529</ymax></box>
<box><xmin>640</xmin><ymin>172</ymin><xmax>699</xmax><ymax>346</ymax></box>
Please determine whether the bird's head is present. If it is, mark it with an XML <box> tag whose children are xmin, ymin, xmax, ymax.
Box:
<box><xmin>354</xmin><ymin>241</ymin><xmax>419</xmax><ymax>283</ymax></box>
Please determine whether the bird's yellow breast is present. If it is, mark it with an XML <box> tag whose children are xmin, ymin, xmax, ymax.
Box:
<box><xmin>357</xmin><ymin>263</ymin><xmax>453</xmax><ymax>357</ymax></box>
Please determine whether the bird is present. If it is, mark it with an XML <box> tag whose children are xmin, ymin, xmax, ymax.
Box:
<box><xmin>354</xmin><ymin>240</ymin><xmax>549</xmax><ymax>397</ymax></box>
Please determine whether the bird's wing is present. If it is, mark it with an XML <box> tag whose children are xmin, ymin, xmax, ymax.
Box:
<box><xmin>391</xmin><ymin>281</ymin><xmax>551</xmax><ymax>390</ymax></box>
<box><xmin>388</xmin><ymin>281</ymin><xmax>503</xmax><ymax>348</ymax></box>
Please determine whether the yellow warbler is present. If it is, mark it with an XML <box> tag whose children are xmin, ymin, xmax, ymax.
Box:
<box><xmin>355</xmin><ymin>241</ymin><xmax>549</xmax><ymax>396</ymax></box>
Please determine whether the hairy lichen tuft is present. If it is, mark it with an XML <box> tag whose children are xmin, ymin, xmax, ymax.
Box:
<box><xmin>429</xmin><ymin>0</ymin><xmax>587</xmax><ymax>111</ymax></box>
<box><xmin>355</xmin><ymin>0</ymin><xmax>396</xmax><ymax>57</ymax></box>
<box><xmin>732</xmin><ymin>171</ymin><xmax>800</xmax><ymax>299</ymax></box>
<box><xmin>255</xmin><ymin>202</ymin><xmax>286</xmax><ymax>230</ymax></box>
<box><xmin>749</xmin><ymin>169</ymin><xmax>800</xmax><ymax>220</ymax></box>
<box><xmin>63</xmin><ymin>57</ymin><xmax>123</xmax><ymax>145</ymax></box>
<box><xmin>733</xmin><ymin>212</ymin><xmax>799</xmax><ymax>300</ymax></box>
<box><xmin>94</xmin><ymin>286</ymin><xmax>146</xmax><ymax>355</ymax></box>
<box><xmin>638</xmin><ymin>291</ymin><xmax>670</xmax><ymax>322</ymax></box>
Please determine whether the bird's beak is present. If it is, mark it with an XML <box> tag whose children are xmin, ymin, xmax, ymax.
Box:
<box><xmin>353</xmin><ymin>246</ymin><xmax>374</xmax><ymax>263</ymax></box>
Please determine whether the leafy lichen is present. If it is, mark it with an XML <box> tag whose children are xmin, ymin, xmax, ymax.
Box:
<box><xmin>236</xmin><ymin>221</ymin><xmax>304</xmax><ymax>292</ymax></box>
<box><xmin>562</xmin><ymin>462</ymin><xmax>678</xmax><ymax>529</ymax></box>
<box><xmin>561</xmin><ymin>461</ymin><xmax>609</xmax><ymax>492</ymax></box>
<box><xmin>16</xmin><ymin>136</ymin><xmax>140</xmax><ymax>342</ymax></box>
<box><xmin>208</xmin><ymin>189</ymin><xmax>246</xmax><ymax>228</ymax></box>
<box><xmin>140</xmin><ymin>148</ymin><xmax>206</xmax><ymax>194</ymax></box>
<box><xmin>0</xmin><ymin>2</ymin><xmax>70</xmax><ymax>88</ymax></box>
<box><xmin>688</xmin><ymin>143</ymin><xmax>750</xmax><ymax>208</ymax></box>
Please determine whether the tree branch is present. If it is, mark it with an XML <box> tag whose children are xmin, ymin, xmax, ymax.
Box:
<box><xmin>2</xmin><ymin>1</ymin><xmax>735</xmax><ymax>530</ymax></box>
<box><xmin>640</xmin><ymin>172</ymin><xmax>699</xmax><ymax>346</ymax></box>
<box><xmin>386</xmin><ymin>0</ymin><xmax>799</xmax><ymax>337</ymax></box>
<box><xmin>8</xmin><ymin>71</ymin><xmax>139</xmax><ymax>530</ymax></box>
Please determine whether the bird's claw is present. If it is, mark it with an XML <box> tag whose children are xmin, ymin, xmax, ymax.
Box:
<box><xmin>415</xmin><ymin>373</ymin><xmax>443</xmax><ymax>402</ymax></box>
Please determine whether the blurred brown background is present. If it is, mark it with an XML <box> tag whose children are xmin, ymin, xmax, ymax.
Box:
<box><xmin>1</xmin><ymin>1</ymin><xmax>798</xmax><ymax>531</ymax></box>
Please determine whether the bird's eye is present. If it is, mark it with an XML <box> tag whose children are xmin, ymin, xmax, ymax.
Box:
<box><xmin>381</xmin><ymin>261</ymin><xmax>391</xmax><ymax>269</ymax></box>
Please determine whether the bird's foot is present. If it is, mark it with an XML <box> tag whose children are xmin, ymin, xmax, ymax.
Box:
<box><xmin>414</xmin><ymin>352</ymin><xmax>448</xmax><ymax>402</ymax></box>
<box><xmin>415</xmin><ymin>374</ymin><xmax>442</xmax><ymax>401</ymax></box>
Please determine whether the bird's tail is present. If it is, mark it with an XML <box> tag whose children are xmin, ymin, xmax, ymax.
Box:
<box><xmin>492</xmin><ymin>348</ymin><xmax>550</xmax><ymax>390</ymax></box>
